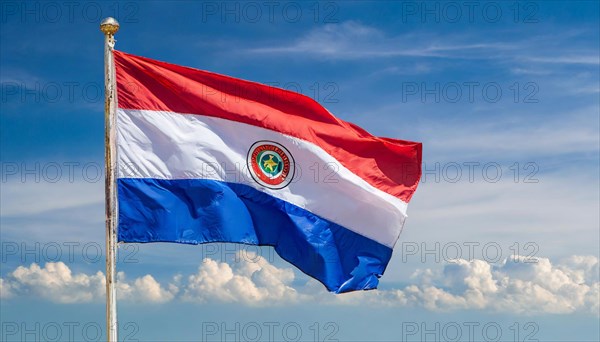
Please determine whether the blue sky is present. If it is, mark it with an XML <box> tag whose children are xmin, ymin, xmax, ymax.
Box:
<box><xmin>1</xmin><ymin>1</ymin><xmax>599</xmax><ymax>341</ymax></box>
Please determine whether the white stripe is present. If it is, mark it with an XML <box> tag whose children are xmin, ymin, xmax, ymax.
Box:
<box><xmin>116</xmin><ymin>109</ymin><xmax>408</xmax><ymax>248</ymax></box>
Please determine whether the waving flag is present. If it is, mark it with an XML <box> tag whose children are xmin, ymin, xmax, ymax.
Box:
<box><xmin>114</xmin><ymin>51</ymin><xmax>422</xmax><ymax>293</ymax></box>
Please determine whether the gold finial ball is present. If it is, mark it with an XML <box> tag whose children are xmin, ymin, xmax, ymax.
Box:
<box><xmin>100</xmin><ymin>17</ymin><xmax>120</xmax><ymax>35</ymax></box>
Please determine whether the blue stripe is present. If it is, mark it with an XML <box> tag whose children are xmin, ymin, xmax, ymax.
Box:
<box><xmin>117</xmin><ymin>178</ymin><xmax>393</xmax><ymax>293</ymax></box>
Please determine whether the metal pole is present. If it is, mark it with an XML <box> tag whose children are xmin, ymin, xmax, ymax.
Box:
<box><xmin>100</xmin><ymin>17</ymin><xmax>119</xmax><ymax>342</ymax></box>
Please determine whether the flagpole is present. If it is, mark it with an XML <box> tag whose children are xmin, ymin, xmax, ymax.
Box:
<box><xmin>100</xmin><ymin>17</ymin><xmax>119</xmax><ymax>342</ymax></box>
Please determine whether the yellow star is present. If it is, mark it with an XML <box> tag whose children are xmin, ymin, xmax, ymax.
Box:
<box><xmin>263</xmin><ymin>155</ymin><xmax>278</xmax><ymax>173</ymax></box>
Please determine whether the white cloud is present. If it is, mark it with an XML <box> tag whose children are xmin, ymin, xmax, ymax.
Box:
<box><xmin>245</xmin><ymin>21</ymin><xmax>598</xmax><ymax>69</ymax></box>
<box><xmin>117</xmin><ymin>272</ymin><xmax>178</xmax><ymax>303</ymax></box>
<box><xmin>521</xmin><ymin>56</ymin><xmax>599</xmax><ymax>65</ymax></box>
<box><xmin>181</xmin><ymin>252</ymin><xmax>300</xmax><ymax>305</ymax></box>
<box><xmin>384</xmin><ymin>255</ymin><xmax>600</xmax><ymax>315</ymax></box>
<box><xmin>247</xmin><ymin>21</ymin><xmax>513</xmax><ymax>60</ymax></box>
<box><xmin>0</xmin><ymin>278</ymin><xmax>17</xmax><ymax>299</ymax></box>
<box><xmin>558</xmin><ymin>255</ymin><xmax>600</xmax><ymax>284</ymax></box>
<box><xmin>1</xmin><ymin>254</ymin><xmax>598</xmax><ymax>315</ymax></box>
<box><xmin>6</xmin><ymin>262</ymin><xmax>105</xmax><ymax>303</ymax></box>
<box><xmin>0</xmin><ymin>262</ymin><xmax>176</xmax><ymax>304</ymax></box>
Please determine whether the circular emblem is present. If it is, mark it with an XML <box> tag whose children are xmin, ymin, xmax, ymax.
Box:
<box><xmin>247</xmin><ymin>141</ymin><xmax>295</xmax><ymax>189</ymax></box>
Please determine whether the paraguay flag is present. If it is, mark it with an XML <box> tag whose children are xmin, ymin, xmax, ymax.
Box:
<box><xmin>114</xmin><ymin>51</ymin><xmax>422</xmax><ymax>293</ymax></box>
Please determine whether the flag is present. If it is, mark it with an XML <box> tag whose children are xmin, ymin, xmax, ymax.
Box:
<box><xmin>114</xmin><ymin>51</ymin><xmax>422</xmax><ymax>293</ymax></box>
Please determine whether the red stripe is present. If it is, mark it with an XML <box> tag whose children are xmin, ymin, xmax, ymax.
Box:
<box><xmin>114</xmin><ymin>50</ymin><xmax>422</xmax><ymax>202</ymax></box>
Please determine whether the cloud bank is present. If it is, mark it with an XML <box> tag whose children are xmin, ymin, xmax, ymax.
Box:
<box><xmin>0</xmin><ymin>262</ymin><xmax>176</xmax><ymax>303</ymax></box>
<box><xmin>373</xmin><ymin>255</ymin><xmax>599</xmax><ymax>315</ymax></box>
<box><xmin>1</xmin><ymin>252</ymin><xmax>598</xmax><ymax>315</ymax></box>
